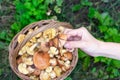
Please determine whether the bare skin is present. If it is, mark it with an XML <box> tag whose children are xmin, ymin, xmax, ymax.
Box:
<box><xmin>64</xmin><ymin>27</ymin><xmax>120</xmax><ymax>60</ymax></box>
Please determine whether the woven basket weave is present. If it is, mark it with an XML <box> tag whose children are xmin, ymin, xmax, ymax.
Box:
<box><xmin>9</xmin><ymin>20</ymin><xmax>78</xmax><ymax>80</ymax></box>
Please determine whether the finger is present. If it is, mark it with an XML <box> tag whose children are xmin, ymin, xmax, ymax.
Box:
<box><xmin>64</xmin><ymin>28</ymin><xmax>72</xmax><ymax>34</ymax></box>
<box><xmin>64</xmin><ymin>41</ymin><xmax>83</xmax><ymax>48</ymax></box>
<box><xmin>67</xmin><ymin>36</ymin><xmax>81</xmax><ymax>41</ymax></box>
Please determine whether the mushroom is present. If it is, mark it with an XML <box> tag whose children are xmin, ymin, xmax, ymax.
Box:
<box><xmin>27</xmin><ymin>29</ymin><xmax>34</xmax><ymax>34</ymax></box>
<box><xmin>49</xmin><ymin>71</ymin><xmax>56</xmax><ymax>79</ymax></box>
<box><xmin>57</xmin><ymin>60</ymin><xmax>64</xmax><ymax>67</ymax></box>
<box><xmin>33</xmin><ymin>68</ymin><xmax>41</xmax><ymax>76</ymax></box>
<box><xmin>48</xmin><ymin>47</ymin><xmax>59</xmax><ymax>56</ymax></box>
<box><xmin>35</xmin><ymin>32</ymin><xmax>42</xmax><ymax>38</ymax></box>
<box><xmin>37</xmin><ymin>37</ymin><xmax>45</xmax><ymax>43</ymax></box>
<box><xmin>25</xmin><ymin>41</ymin><xmax>33</xmax><ymax>47</ymax></box>
<box><xmin>61</xmin><ymin>56</ymin><xmax>68</xmax><ymax>61</ymax></box>
<box><xmin>18</xmin><ymin>63</ymin><xmax>29</xmax><ymax>74</ymax></box>
<box><xmin>61</xmin><ymin>60</ymin><xmax>71</xmax><ymax>71</ymax></box>
<box><xmin>49</xmin><ymin>58</ymin><xmax>57</xmax><ymax>66</ymax></box>
<box><xmin>63</xmin><ymin>52</ymin><xmax>73</xmax><ymax>60</ymax></box>
<box><xmin>30</xmin><ymin>75</ymin><xmax>39</xmax><ymax>80</ymax></box>
<box><xmin>17</xmin><ymin>34</ymin><xmax>25</xmax><ymax>43</ymax></box>
<box><xmin>26</xmin><ymin>43</ymin><xmax>40</xmax><ymax>55</ymax></box>
<box><xmin>30</xmin><ymin>37</ymin><xmax>37</xmax><ymax>43</ymax></box>
<box><xmin>57</xmin><ymin>26</ymin><xmax>65</xmax><ymax>34</ymax></box>
<box><xmin>40</xmin><ymin>71</ymin><xmax>51</xmax><ymax>80</ymax></box>
<box><xmin>58</xmin><ymin>34</ymin><xmax>67</xmax><ymax>40</ymax></box>
<box><xmin>45</xmin><ymin>66</ymin><xmax>53</xmax><ymax>73</ymax></box>
<box><xmin>60</xmin><ymin>48</ymin><xmax>67</xmax><ymax>56</ymax></box>
<box><xmin>64</xmin><ymin>63</ymin><xmax>71</xmax><ymax>70</ymax></box>
<box><xmin>43</xmin><ymin>28</ymin><xmax>57</xmax><ymax>40</ymax></box>
<box><xmin>59</xmin><ymin>39</ymin><xmax>66</xmax><ymax>48</ymax></box>
<box><xmin>33</xmin><ymin>51</ymin><xmax>50</xmax><ymax>70</ymax></box>
<box><xmin>18</xmin><ymin>46</ymin><xmax>28</xmax><ymax>55</ymax></box>
<box><xmin>40</xmin><ymin>42</ymin><xmax>49</xmax><ymax>52</ymax></box>
<box><xmin>22</xmin><ymin>57</ymin><xmax>33</xmax><ymax>65</ymax></box>
<box><xmin>16</xmin><ymin>56</ymin><xmax>22</xmax><ymax>64</ymax></box>
<box><xmin>53</xmin><ymin>38</ymin><xmax>59</xmax><ymax>47</ymax></box>
<box><xmin>27</xmin><ymin>66</ymin><xmax>35</xmax><ymax>73</ymax></box>
<box><xmin>54</xmin><ymin>66</ymin><xmax>62</xmax><ymax>77</ymax></box>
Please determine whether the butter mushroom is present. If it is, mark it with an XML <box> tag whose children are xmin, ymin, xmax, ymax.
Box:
<box><xmin>45</xmin><ymin>66</ymin><xmax>53</xmax><ymax>73</ymax></box>
<box><xmin>27</xmin><ymin>66</ymin><xmax>35</xmax><ymax>73</ymax></box>
<box><xmin>58</xmin><ymin>26</ymin><xmax>65</xmax><ymax>34</ymax></box>
<box><xmin>18</xmin><ymin>63</ymin><xmax>29</xmax><ymax>74</ymax></box>
<box><xmin>54</xmin><ymin>66</ymin><xmax>62</xmax><ymax>77</ymax></box>
<box><xmin>40</xmin><ymin>71</ymin><xmax>51</xmax><ymax>80</ymax></box>
<box><xmin>18</xmin><ymin>46</ymin><xmax>28</xmax><ymax>55</ymax></box>
<box><xmin>22</xmin><ymin>57</ymin><xmax>33</xmax><ymax>65</ymax></box>
<box><xmin>27</xmin><ymin>43</ymin><xmax>39</xmax><ymax>55</ymax></box>
<box><xmin>49</xmin><ymin>71</ymin><xmax>56</xmax><ymax>79</ymax></box>
<box><xmin>43</xmin><ymin>28</ymin><xmax>57</xmax><ymax>40</ymax></box>
<box><xmin>48</xmin><ymin>47</ymin><xmax>59</xmax><ymax>56</ymax></box>
<box><xmin>49</xmin><ymin>58</ymin><xmax>57</xmax><ymax>66</ymax></box>
<box><xmin>17</xmin><ymin>34</ymin><xmax>25</xmax><ymax>43</ymax></box>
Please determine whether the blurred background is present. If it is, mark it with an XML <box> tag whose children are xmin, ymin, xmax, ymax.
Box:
<box><xmin>0</xmin><ymin>0</ymin><xmax>120</xmax><ymax>80</ymax></box>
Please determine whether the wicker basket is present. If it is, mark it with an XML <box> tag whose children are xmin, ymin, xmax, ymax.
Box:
<box><xmin>9</xmin><ymin>20</ymin><xmax>78</xmax><ymax>80</ymax></box>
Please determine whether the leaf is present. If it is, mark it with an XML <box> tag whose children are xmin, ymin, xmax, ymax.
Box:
<box><xmin>0</xmin><ymin>31</ymin><xmax>7</xmax><ymax>40</ymax></box>
<box><xmin>24</xmin><ymin>2</ymin><xmax>31</xmax><ymax>9</ymax></box>
<box><xmin>72</xmin><ymin>4</ymin><xmax>82</xmax><ymax>12</ymax></box>
<box><xmin>0</xmin><ymin>68</ymin><xmax>3</xmax><ymax>76</ymax></box>
<box><xmin>88</xmin><ymin>7</ymin><xmax>100</xmax><ymax>19</ymax></box>
<box><xmin>56</xmin><ymin>0</ymin><xmax>63</xmax><ymax>6</ymax></box>
<box><xmin>99</xmin><ymin>25</ymin><xmax>108</xmax><ymax>32</ymax></box>
<box><xmin>54</xmin><ymin>6</ymin><xmax>61</xmax><ymax>14</ymax></box>
<box><xmin>112</xmin><ymin>68</ymin><xmax>119</xmax><ymax>77</ymax></box>
<box><xmin>65</xmin><ymin>77</ymin><xmax>72</xmax><ymax>80</ymax></box>
<box><xmin>102</xmin><ymin>0</ymin><xmax>109</xmax><ymax>3</ymax></box>
<box><xmin>81</xmin><ymin>0</ymin><xmax>93</xmax><ymax>6</ymax></box>
<box><xmin>78</xmin><ymin>49</ymin><xmax>88</xmax><ymax>58</ymax></box>
<box><xmin>100</xmin><ymin>12</ymin><xmax>113</xmax><ymax>26</ymax></box>
<box><xmin>82</xmin><ymin>56</ymin><xmax>90</xmax><ymax>70</ymax></box>
<box><xmin>11</xmin><ymin>23</ymin><xmax>21</xmax><ymax>33</ymax></box>
<box><xmin>45</xmin><ymin>0</ymin><xmax>55</xmax><ymax>4</ymax></box>
<box><xmin>111</xmin><ymin>60</ymin><xmax>120</xmax><ymax>68</ymax></box>
<box><xmin>91</xmin><ymin>67</ymin><xmax>96</xmax><ymax>73</ymax></box>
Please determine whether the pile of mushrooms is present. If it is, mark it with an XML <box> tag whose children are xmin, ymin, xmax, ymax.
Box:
<box><xmin>16</xmin><ymin>26</ymin><xmax>74</xmax><ymax>80</ymax></box>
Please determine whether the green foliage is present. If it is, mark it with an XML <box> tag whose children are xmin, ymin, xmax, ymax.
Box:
<box><xmin>72</xmin><ymin>0</ymin><xmax>93</xmax><ymax>12</ymax></box>
<box><xmin>88</xmin><ymin>7</ymin><xmax>120</xmax><ymax>78</ymax></box>
<box><xmin>0</xmin><ymin>0</ymin><xmax>63</xmax><ymax>43</ymax></box>
<box><xmin>65</xmin><ymin>77</ymin><xmax>72</xmax><ymax>80</ymax></box>
<box><xmin>13</xmin><ymin>0</ymin><xmax>48</xmax><ymax>31</ymax></box>
<box><xmin>88</xmin><ymin>7</ymin><xmax>120</xmax><ymax>42</ymax></box>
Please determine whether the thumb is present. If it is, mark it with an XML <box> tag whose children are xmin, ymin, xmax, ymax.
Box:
<box><xmin>64</xmin><ymin>41</ymin><xmax>84</xmax><ymax>49</ymax></box>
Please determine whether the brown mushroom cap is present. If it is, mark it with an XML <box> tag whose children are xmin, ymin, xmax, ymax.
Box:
<box><xmin>33</xmin><ymin>51</ymin><xmax>50</xmax><ymax>70</ymax></box>
<box><xmin>64</xmin><ymin>52</ymin><xmax>73</xmax><ymax>60</ymax></box>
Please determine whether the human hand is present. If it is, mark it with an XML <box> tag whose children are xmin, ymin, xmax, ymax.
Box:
<box><xmin>64</xmin><ymin>27</ymin><xmax>101</xmax><ymax>57</ymax></box>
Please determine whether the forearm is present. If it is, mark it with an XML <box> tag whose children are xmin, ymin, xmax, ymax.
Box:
<box><xmin>96</xmin><ymin>41</ymin><xmax>120</xmax><ymax>60</ymax></box>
